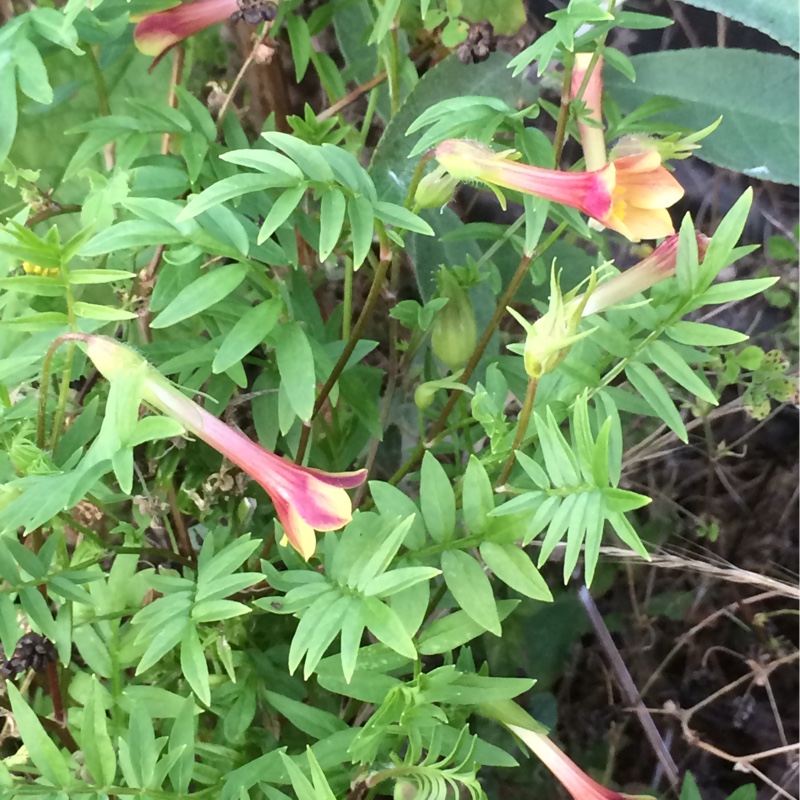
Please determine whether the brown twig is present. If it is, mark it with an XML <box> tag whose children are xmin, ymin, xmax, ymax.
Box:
<box><xmin>216</xmin><ymin>25</ymin><xmax>276</xmax><ymax>135</ymax></box>
<box><xmin>578</xmin><ymin>585</ymin><xmax>681</xmax><ymax>787</ymax></box>
<box><xmin>161</xmin><ymin>46</ymin><xmax>185</xmax><ymax>155</ymax></box>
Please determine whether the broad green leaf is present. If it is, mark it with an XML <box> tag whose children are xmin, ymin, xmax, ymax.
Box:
<box><xmin>339</xmin><ymin>601</ymin><xmax>365</xmax><ymax>683</ymax></box>
<box><xmin>318</xmin><ymin>187</ymin><xmax>346</xmax><ymax>261</ymax></box>
<box><xmin>151</xmin><ymin>263</ymin><xmax>249</xmax><ymax>328</ymax></box>
<box><xmin>288</xmin><ymin>590</ymin><xmax>340</xmax><ymax>674</ymax></box>
<box><xmin>81</xmin><ymin>220</ymin><xmax>186</xmax><ymax>256</ymax></box>
<box><xmin>441</xmin><ymin>550</ymin><xmax>501</xmax><ymax>636</ymax></box>
<box><xmin>369</xmin><ymin>0</ymin><xmax>401</xmax><ymax>43</ymax></box>
<box><xmin>353</xmin><ymin>516</ymin><xmax>416</xmax><ymax>591</ymax></box>
<box><xmin>179</xmin><ymin>173</ymin><xmax>299</xmax><ymax>221</ymax></box>
<box><xmin>694</xmin><ymin>277</ymin><xmax>778</xmax><ymax>307</ymax></box>
<box><xmin>273</xmin><ymin>321</ymin><xmax>315</xmax><ymax>422</ymax></box>
<box><xmin>175</xmin><ymin>85</ymin><xmax>217</xmax><ymax>141</ymax></box>
<box><xmin>0</xmin><ymin>276</ymin><xmax>65</xmax><ymax>296</ymax></box>
<box><xmin>285</xmin><ymin>12</ymin><xmax>312</xmax><ymax>81</ymax></box>
<box><xmin>212</xmin><ymin>298</ymin><xmax>283</xmax><ymax>373</ymax></box>
<box><xmin>7</xmin><ymin>682</ymin><xmax>70</xmax><ymax>787</ymax></box>
<box><xmin>220</xmin><ymin>149</ymin><xmax>304</xmax><ymax>180</ymax></box>
<box><xmin>462</xmin><ymin>456</ymin><xmax>494</xmax><ymax>534</ymax></box>
<box><xmin>347</xmin><ymin>194</ymin><xmax>374</xmax><ymax>268</ymax></box>
<box><xmin>258</xmin><ymin>184</ymin><xmax>308</xmax><ymax>244</ymax></box>
<box><xmin>647</xmin><ymin>340</ymin><xmax>717</xmax><ymax>404</ymax></box>
<box><xmin>136</xmin><ymin>613</ymin><xmax>190</xmax><ymax>674</ymax></box>
<box><xmin>14</xmin><ymin>38</ymin><xmax>53</xmax><ymax>105</ymax></box>
<box><xmin>479</xmin><ymin>542</ymin><xmax>552</xmax><ymax>601</ymax></box>
<box><xmin>265</xmin><ymin>691</ymin><xmax>346</xmax><ymax>739</ymax></box>
<box><xmin>666</xmin><ymin>320</ymin><xmax>748</xmax><ymax>347</ymax></box>
<box><xmin>363</xmin><ymin>566</ymin><xmax>441</xmax><ymax>598</ymax></box>
<box><xmin>418</xmin><ymin>600</ymin><xmax>519</xmax><ymax>655</ymax></box>
<box><xmin>0</xmin><ymin>61</ymin><xmax>17</xmax><ymax>165</ymax></box>
<box><xmin>625</xmin><ymin>361</ymin><xmax>687</xmax><ymax>442</ymax></box>
<box><xmin>302</xmin><ymin>595</ymin><xmax>353</xmax><ymax>678</ymax></box>
<box><xmin>606</xmin><ymin>50</ymin><xmax>799</xmax><ymax>185</ymax></box>
<box><xmin>68</xmin><ymin>269</ymin><xmax>137</xmax><ymax>284</ymax></box>
<box><xmin>168</xmin><ymin>695</ymin><xmax>196</xmax><ymax>794</ymax></box>
<box><xmin>419</xmin><ymin>452</ymin><xmax>456</xmax><ymax>543</ymax></box>
<box><xmin>73</xmin><ymin>301</ymin><xmax>137</xmax><ymax>321</ymax></box>
<box><xmin>180</xmin><ymin>626</ymin><xmax>210</xmax><ymax>706</ymax></box>
<box><xmin>374</xmin><ymin>201</ymin><xmax>434</xmax><ymax>235</ymax></box>
<box><xmin>362</xmin><ymin>595</ymin><xmax>417</xmax><ymax>659</ymax></box>
<box><xmin>582</xmin><ymin>491</ymin><xmax>605</xmax><ymax>586</ymax></box>
<box><xmin>679</xmin><ymin>0</ymin><xmax>798</xmax><ymax>51</ymax></box>
<box><xmin>191</xmin><ymin>599</ymin><xmax>252</xmax><ymax>622</ymax></box>
<box><xmin>128</xmin><ymin>416</ymin><xmax>185</xmax><ymax>447</ymax></box>
<box><xmin>262</xmin><ymin>132</ymin><xmax>334</xmax><ymax>183</ymax></box>
<box><xmin>81</xmin><ymin>676</ymin><xmax>116</xmax><ymax>787</ymax></box>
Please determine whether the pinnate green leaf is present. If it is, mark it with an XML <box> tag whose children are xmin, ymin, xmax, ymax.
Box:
<box><xmin>441</xmin><ymin>550</ymin><xmax>501</xmax><ymax>636</ymax></box>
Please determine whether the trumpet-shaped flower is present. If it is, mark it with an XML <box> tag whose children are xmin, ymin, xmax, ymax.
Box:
<box><xmin>479</xmin><ymin>700</ymin><xmax>652</xmax><ymax>800</ymax></box>
<box><xmin>81</xmin><ymin>335</ymin><xmax>366</xmax><ymax>560</ymax></box>
<box><xmin>509</xmin><ymin>231</ymin><xmax>709</xmax><ymax>379</ymax></box>
<box><xmin>134</xmin><ymin>0</ymin><xmax>239</xmax><ymax>62</ymax></box>
<box><xmin>508</xmin><ymin>724</ymin><xmax>652</xmax><ymax>800</ymax></box>
<box><xmin>434</xmin><ymin>139</ymin><xmax>684</xmax><ymax>243</ymax></box>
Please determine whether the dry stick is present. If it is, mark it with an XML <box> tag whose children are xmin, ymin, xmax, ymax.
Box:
<box><xmin>578</xmin><ymin>585</ymin><xmax>681</xmax><ymax>787</ymax></box>
<box><xmin>216</xmin><ymin>25</ymin><xmax>275</xmax><ymax>134</ymax></box>
<box><xmin>640</xmin><ymin>591</ymin><xmax>782</xmax><ymax>701</ymax></box>
<box><xmin>389</xmin><ymin>223</ymin><xmax>566</xmax><ymax>486</ymax></box>
<box><xmin>25</xmin><ymin>203</ymin><xmax>82</xmax><ymax>228</ymax></box>
<box><xmin>295</xmin><ymin>255</ymin><xmax>392</xmax><ymax>464</ymax></box>
<box><xmin>161</xmin><ymin>46</ymin><xmax>185</xmax><ymax>155</ymax></box>
<box><xmin>316</xmin><ymin>42</ymin><xmax>434</xmax><ymax>123</ymax></box>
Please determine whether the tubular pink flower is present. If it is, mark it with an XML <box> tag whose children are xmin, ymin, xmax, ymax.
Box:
<box><xmin>83</xmin><ymin>336</ymin><xmax>366</xmax><ymax>560</ymax></box>
<box><xmin>579</xmin><ymin>230</ymin><xmax>710</xmax><ymax>315</ymax></box>
<box><xmin>434</xmin><ymin>139</ymin><xmax>685</xmax><ymax>243</ymax></box>
<box><xmin>570</xmin><ymin>53</ymin><xmax>607</xmax><ymax>171</ymax></box>
<box><xmin>507</xmin><ymin>724</ymin><xmax>652</xmax><ymax>800</ymax></box>
<box><xmin>134</xmin><ymin>0</ymin><xmax>238</xmax><ymax>60</ymax></box>
<box><xmin>478</xmin><ymin>700</ymin><xmax>652</xmax><ymax>800</ymax></box>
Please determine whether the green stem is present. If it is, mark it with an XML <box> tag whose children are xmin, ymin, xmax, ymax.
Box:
<box><xmin>358</xmin><ymin>77</ymin><xmax>380</xmax><ymax>152</ymax></box>
<box><xmin>495</xmin><ymin>377</ymin><xmax>538</xmax><ymax>489</ymax></box>
<box><xmin>82</xmin><ymin>44</ymin><xmax>110</xmax><ymax>116</ymax></box>
<box><xmin>342</xmin><ymin>257</ymin><xmax>354</xmax><ymax>339</ymax></box>
<box><xmin>404</xmin><ymin>151</ymin><xmax>434</xmax><ymax>210</ymax></box>
<box><xmin>385</xmin><ymin>25</ymin><xmax>401</xmax><ymax>117</ymax></box>
<box><xmin>552</xmin><ymin>50</ymin><xmax>574</xmax><ymax>166</ymax></box>
<box><xmin>49</xmin><ymin>283</ymin><xmax>79</xmax><ymax>453</ymax></box>
<box><xmin>295</xmin><ymin>252</ymin><xmax>392</xmax><ymax>463</ymax></box>
<box><xmin>388</xmin><ymin>223</ymin><xmax>566</xmax><ymax>486</ymax></box>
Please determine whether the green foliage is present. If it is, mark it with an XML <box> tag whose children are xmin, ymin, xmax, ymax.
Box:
<box><xmin>0</xmin><ymin>0</ymin><xmax>791</xmax><ymax>797</ymax></box>
<box><xmin>605</xmin><ymin>49</ymin><xmax>800</xmax><ymax>185</ymax></box>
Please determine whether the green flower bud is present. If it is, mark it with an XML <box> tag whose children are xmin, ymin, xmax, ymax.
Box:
<box><xmin>507</xmin><ymin>266</ymin><xmax>596</xmax><ymax>380</ymax></box>
<box><xmin>414</xmin><ymin>165</ymin><xmax>458</xmax><ymax>210</ymax></box>
<box><xmin>431</xmin><ymin>270</ymin><xmax>477</xmax><ymax>370</ymax></box>
<box><xmin>414</xmin><ymin>382</ymin><xmax>437</xmax><ymax>411</ymax></box>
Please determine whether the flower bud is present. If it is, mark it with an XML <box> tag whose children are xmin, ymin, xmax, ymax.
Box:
<box><xmin>414</xmin><ymin>382</ymin><xmax>438</xmax><ymax>411</ymax></box>
<box><xmin>507</xmin><ymin>267</ymin><xmax>595</xmax><ymax>380</ymax></box>
<box><xmin>430</xmin><ymin>269</ymin><xmax>477</xmax><ymax>370</ymax></box>
<box><xmin>414</xmin><ymin>165</ymin><xmax>458</xmax><ymax>210</ymax></box>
